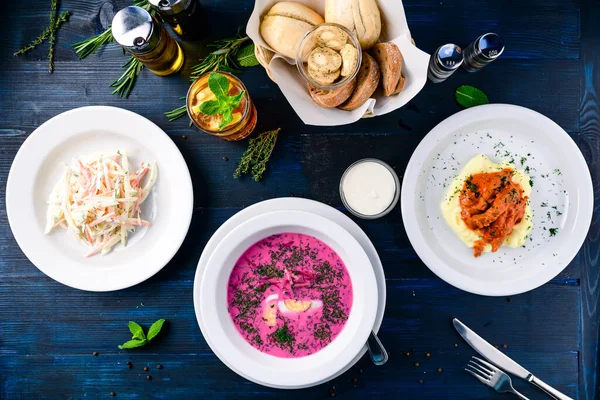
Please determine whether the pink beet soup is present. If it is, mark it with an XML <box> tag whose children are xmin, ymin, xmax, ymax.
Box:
<box><xmin>227</xmin><ymin>233</ymin><xmax>353</xmax><ymax>358</ymax></box>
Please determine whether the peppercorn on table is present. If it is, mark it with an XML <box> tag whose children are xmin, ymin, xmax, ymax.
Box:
<box><xmin>0</xmin><ymin>0</ymin><xmax>598</xmax><ymax>399</ymax></box>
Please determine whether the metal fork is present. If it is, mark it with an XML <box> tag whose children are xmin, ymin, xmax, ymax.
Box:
<box><xmin>466</xmin><ymin>356</ymin><xmax>530</xmax><ymax>400</ymax></box>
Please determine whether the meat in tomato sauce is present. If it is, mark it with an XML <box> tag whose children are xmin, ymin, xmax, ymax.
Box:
<box><xmin>459</xmin><ymin>168</ymin><xmax>528</xmax><ymax>257</ymax></box>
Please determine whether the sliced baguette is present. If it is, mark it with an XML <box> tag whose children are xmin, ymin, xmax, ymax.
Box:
<box><xmin>370</xmin><ymin>42</ymin><xmax>403</xmax><ymax>96</ymax></box>
<box><xmin>339</xmin><ymin>52</ymin><xmax>380</xmax><ymax>111</ymax></box>
<box><xmin>308</xmin><ymin>77</ymin><xmax>357</xmax><ymax>108</ymax></box>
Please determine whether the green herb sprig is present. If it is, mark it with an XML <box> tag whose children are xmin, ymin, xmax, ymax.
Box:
<box><xmin>14</xmin><ymin>11</ymin><xmax>69</xmax><ymax>57</ymax></box>
<box><xmin>191</xmin><ymin>28</ymin><xmax>249</xmax><ymax>80</ymax></box>
<box><xmin>234</xmin><ymin>128</ymin><xmax>280</xmax><ymax>181</ymax></box>
<box><xmin>111</xmin><ymin>57</ymin><xmax>144</xmax><ymax>98</ymax></box>
<box><xmin>47</xmin><ymin>0</ymin><xmax>59</xmax><ymax>72</ymax></box>
<box><xmin>14</xmin><ymin>0</ymin><xmax>70</xmax><ymax>73</ymax></box>
<box><xmin>72</xmin><ymin>28</ymin><xmax>114</xmax><ymax>59</ymax></box>
<box><xmin>118</xmin><ymin>319</ymin><xmax>166</xmax><ymax>349</ymax></box>
<box><xmin>456</xmin><ymin>85</ymin><xmax>489</xmax><ymax>108</ymax></box>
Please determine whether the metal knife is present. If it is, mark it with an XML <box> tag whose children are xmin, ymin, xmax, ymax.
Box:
<box><xmin>453</xmin><ymin>318</ymin><xmax>573</xmax><ymax>400</ymax></box>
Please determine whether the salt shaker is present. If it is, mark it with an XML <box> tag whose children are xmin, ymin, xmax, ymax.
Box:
<box><xmin>112</xmin><ymin>6</ymin><xmax>185</xmax><ymax>76</ymax></box>
<box><xmin>462</xmin><ymin>33</ymin><xmax>504</xmax><ymax>72</ymax></box>
<box><xmin>147</xmin><ymin>0</ymin><xmax>203</xmax><ymax>40</ymax></box>
<box><xmin>428</xmin><ymin>44</ymin><xmax>463</xmax><ymax>83</ymax></box>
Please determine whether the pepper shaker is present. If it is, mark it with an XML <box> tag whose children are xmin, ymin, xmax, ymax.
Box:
<box><xmin>147</xmin><ymin>0</ymin><xmax>203</xmax><ymax>40</ymax></box>
<box><xmin>462</xmin><ymin>33</ymin><xmax>504</xmax><ymax>72</ymax></box>
<box><xmin>428</xmin><ymin>44</ymin><xmax>463</xmax><ymax>83</ymax></box>
<box><xmin>112</xmin><ymin>6</ymin><xmax>184</xmax><ymax>76</ymax></box>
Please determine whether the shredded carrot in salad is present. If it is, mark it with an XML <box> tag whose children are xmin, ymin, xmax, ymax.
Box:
<box><xmin>44</xmin><ymin>151</ymin><xmax>158</xmax><ymax>257</ymax></box>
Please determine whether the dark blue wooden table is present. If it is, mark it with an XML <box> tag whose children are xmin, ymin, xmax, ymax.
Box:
<box><xmin>1</xmin><ymin>0</ymin><xmax>599</xmax><ymax>399</ymax></box>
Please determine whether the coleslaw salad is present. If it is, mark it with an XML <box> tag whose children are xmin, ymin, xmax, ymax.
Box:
<box><xmin>45</xmin><ymin>150</ymin><xmax>157</xmax><ymax>257</ymax></box>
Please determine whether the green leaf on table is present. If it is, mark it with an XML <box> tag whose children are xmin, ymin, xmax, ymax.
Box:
<box><xmin>147</xmin><ymin>319</ymin><xmax>166</xmax><ymax>341</ymax></box>
<box><xmin>208</xmin><ymin>72</ymin><xmax>231</xmax><ymax>99</ymax></box>
<box><xmin>455</xmin><ymin>85</ymin><xmax>489</xmax><ymax>108</ymax></box>
<box><xmin>237</xmin><ymin>43</ymin><xmax>259</xmax><ymax>67</ymax></box>
<box><xmin>128</xmin><ymin>321</ymin><xmax>146</xmax><ymax>340</ymax></box>
<box><xmin>118</xmin><ymin>339</ymin><xmax>148</xmax><ymax>349</ymax></box>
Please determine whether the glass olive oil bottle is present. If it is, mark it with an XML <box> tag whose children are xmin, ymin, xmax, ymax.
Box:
<box><xmin>112</xmin><ymin>6</ymin><xmax>184</xmax><ymax>76</ymax></box>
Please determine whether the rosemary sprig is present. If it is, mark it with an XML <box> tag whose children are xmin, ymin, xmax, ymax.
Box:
<box><xmin>190</xmin><ymin>27</ymin><xmax>249</xmax><ymax>81</ymax></box>
<box><xmin>47</xmin><ymin>0</ymin><xmax>59</xmax><ymax>72</ymax></box>
<box><xmin>72</xmin><ymin>27</ymin><xmax>114</xmax><ymax>59</ymax></box>
<box><xmin>14</xmin><ymin>11</ymin><xmax>69</xmax><ymax>56</ymax></box>
<box><xmin>234</xmin><ymin>128</ymin><xmax>281</xmax><ymax>181</ymax></box>
<box><xmin>110</xmin><ymin>57</ymin><xmax>144</xmax><ymax>98</ymax></box>
<box><xmin>165</xmin><ymin>105</ymin><xmax>188</xmax><ymax>122</ymax></box>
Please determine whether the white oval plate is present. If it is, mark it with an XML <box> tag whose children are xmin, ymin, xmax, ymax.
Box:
<box><xmin>200</xmin><ymin>210</ymin><xmax>378</xmax><ymax>388</ymax></box>
<box><xmin>193</xmin><ymin>197</ymin><xmax>387</xmax><ymax>389</ymax></box>
<box><xmin>6</xmin><ymin>106</ymin><xmax>193</xmax><ymax>291</ymax></box>
<box><xmin>401</xmin><ymin>104</ymin><xmax>593</xmax><ymax>296</ymax></box>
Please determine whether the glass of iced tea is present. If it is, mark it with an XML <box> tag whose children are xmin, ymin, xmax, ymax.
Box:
<box><xmin>186</xmin><ymin>72</ymin><xmax>257</xmax><ymax>141</ymax></box>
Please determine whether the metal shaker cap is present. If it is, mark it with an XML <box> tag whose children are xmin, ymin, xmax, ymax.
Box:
<box><xmin>476</xmin><ymin>33</ymin><xmax>505</xmax><ymax>60</ymax></box>
<box><xmin>147</xmin><ymin>0</ymin><xmax>192</xmax><ymax>15</ymax></box>
<box><xmin>112</xmin><ymin>6</ymin><xmax>159</xmax><ymax>54</ymax></box>
<box><xmin>436</xmin><ymin>44</ymin><xmax>463</xmax><ymax>71</ymax></box>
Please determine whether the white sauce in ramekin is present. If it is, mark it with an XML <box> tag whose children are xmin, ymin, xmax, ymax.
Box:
<box><xmin>341</xmin><ymin>161</ymin><xmax>397</xmax><ymax>216</ymax></box>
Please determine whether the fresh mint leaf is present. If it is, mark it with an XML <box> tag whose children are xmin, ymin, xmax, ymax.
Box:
<box><xmin>227</xmin><ymin>91</ymin><xmax>245</xmax><ymax>107</ymax></box>
<box><xmin>455</xmin><ymin>85</ymin><xmax>489</xmax><ymax>108</ymax></box>
<box><xmin>208</xmin><ymin>72</ymin><xmax>230</xmax><ymax>99</ymax></box>
<box><xmin>237</xmin><ymin>43</ymin><xmax>259</xmax><ymax>67</ymax></box>
<box><xmin>199</xmin><ymin>99</ymin><xmax>227</xmax><ymax>116</ymax></box>
<box><xmin>118</xmin><ymin>339</ymin><xmax>148</xmax><ymax>349</ymax></box>
<box><xmin>147</xmin><ymin>319</ymin><xmax>166</xmax><ymax>341</ymax></box>
<box><xmin>128</xmin><ymin>321</ymin><xmax>146</xmax><ymax>340</ymax></box>
<box><xmin>201</xmin><ymin>73</ymin><xmax>245</xmax><ymax>131</ymax></box>
<box><xmin>219</xmin><ymin>110</ymin><xmax>234</xmax><ymax>130</ymax></box>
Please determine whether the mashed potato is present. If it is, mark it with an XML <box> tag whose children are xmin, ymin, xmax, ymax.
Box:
<box><xmin>441</xmin><ymin>154</ymin><xmax>532</xmax><ymax>255</ymax></box>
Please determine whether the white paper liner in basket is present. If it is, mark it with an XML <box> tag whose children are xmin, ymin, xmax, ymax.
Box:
<box><xmin>247</xmin><ymin>0</ymin><xmax>430</xmax><ymax>126</ymax></box>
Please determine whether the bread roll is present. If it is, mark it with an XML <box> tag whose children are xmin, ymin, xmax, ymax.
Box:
<box><xmin>260</xmin><ymin>2</ymin><xmax>324</xmax><ymax>59</ymax></box>
<box><xmin>325</xmin><ymin>0</ymin><xmax>381</xmax><ymax>50</ymax></box>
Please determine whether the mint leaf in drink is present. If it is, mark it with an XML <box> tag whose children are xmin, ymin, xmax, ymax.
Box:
<box><xmin>208</xmin><ymin>72</ymin><xmax>230</xmax><ymax>99</ymax></box>
<box><xmin>147</xmin><ymin>319</ymin><xmax>166</xmax><ymax>341</ymax></box>
<box><xmin>199</xmin><ymin>99</ymin><xmax>227</xmax><ymax>115</ymax></box>
<box><xmin>227</xmin><ymin>91</ymin><xmax>244</xmax><ymax>107</ymax></box>
<box><xmin>455</xmin><ymin>85</ymin><xmax>489</xmax><ymax>108</ymax></box>
<box><xmin>201</xmin><ymin>72</ymin><xmax>246</xmax><ymax>131</ymax></box>
<box><xmin>128</xmin><ymin>321</ymin><xmax>146</xmax><ymax>340</ymax></box>
<box><xmin>118</xmin><ymin>339</ymin><xmax>148</xmax><ymax>349</ymax></box>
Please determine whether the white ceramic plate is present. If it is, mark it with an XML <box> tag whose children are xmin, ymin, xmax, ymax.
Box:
<box><xmin>193</xmin><ymin>197</ymin><xmax>387</xmax><ymax>389</ymax></box>
<box><xmin>199</xmin><ymin>210</ymin><xmax>378</xmax><ymax>388</ymax></box>
<box><xmin>401</xmin><ymin>104</ymin><xmax>593</xmax><ymax>296</ymax></box>
<box><xmin>6</xmin><ymin>106</ymin><xmax>193</xmax><ymax>291</ymax></box>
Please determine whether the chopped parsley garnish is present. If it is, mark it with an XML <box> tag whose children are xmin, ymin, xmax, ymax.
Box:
<box><xmin>269</xmin><ymin>322</ymin><xmax>296</xmax><ymax>353</ymax></box>
<box><xmin>520</xmin><ymin>157</ymin><xmax>527</xmax><ymax>166</ymax></box>
<box><xmin>529</xmin><ymin>178</ymin><xmax>534</xmax><ymax>187</ymax></box>
<box><xmin>549</xmin><ymin>228</ymin><xmax>559</xmax><ymax>237</ymax></box>
<box><xmin>541</xmin><ymin>202</ymin><xmax>548</xmax><ymax>207</ymax></box>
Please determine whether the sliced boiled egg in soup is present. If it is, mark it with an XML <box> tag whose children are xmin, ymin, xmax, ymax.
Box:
<box><xmin>278</xmin><ymin>299</ymin><xmax>323</xmax><ymax>313</ymax></box>
<box><xmin>262</xmin><ymin>294</ymin><xmax>279</xmax><ymax>326</ymax></box>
